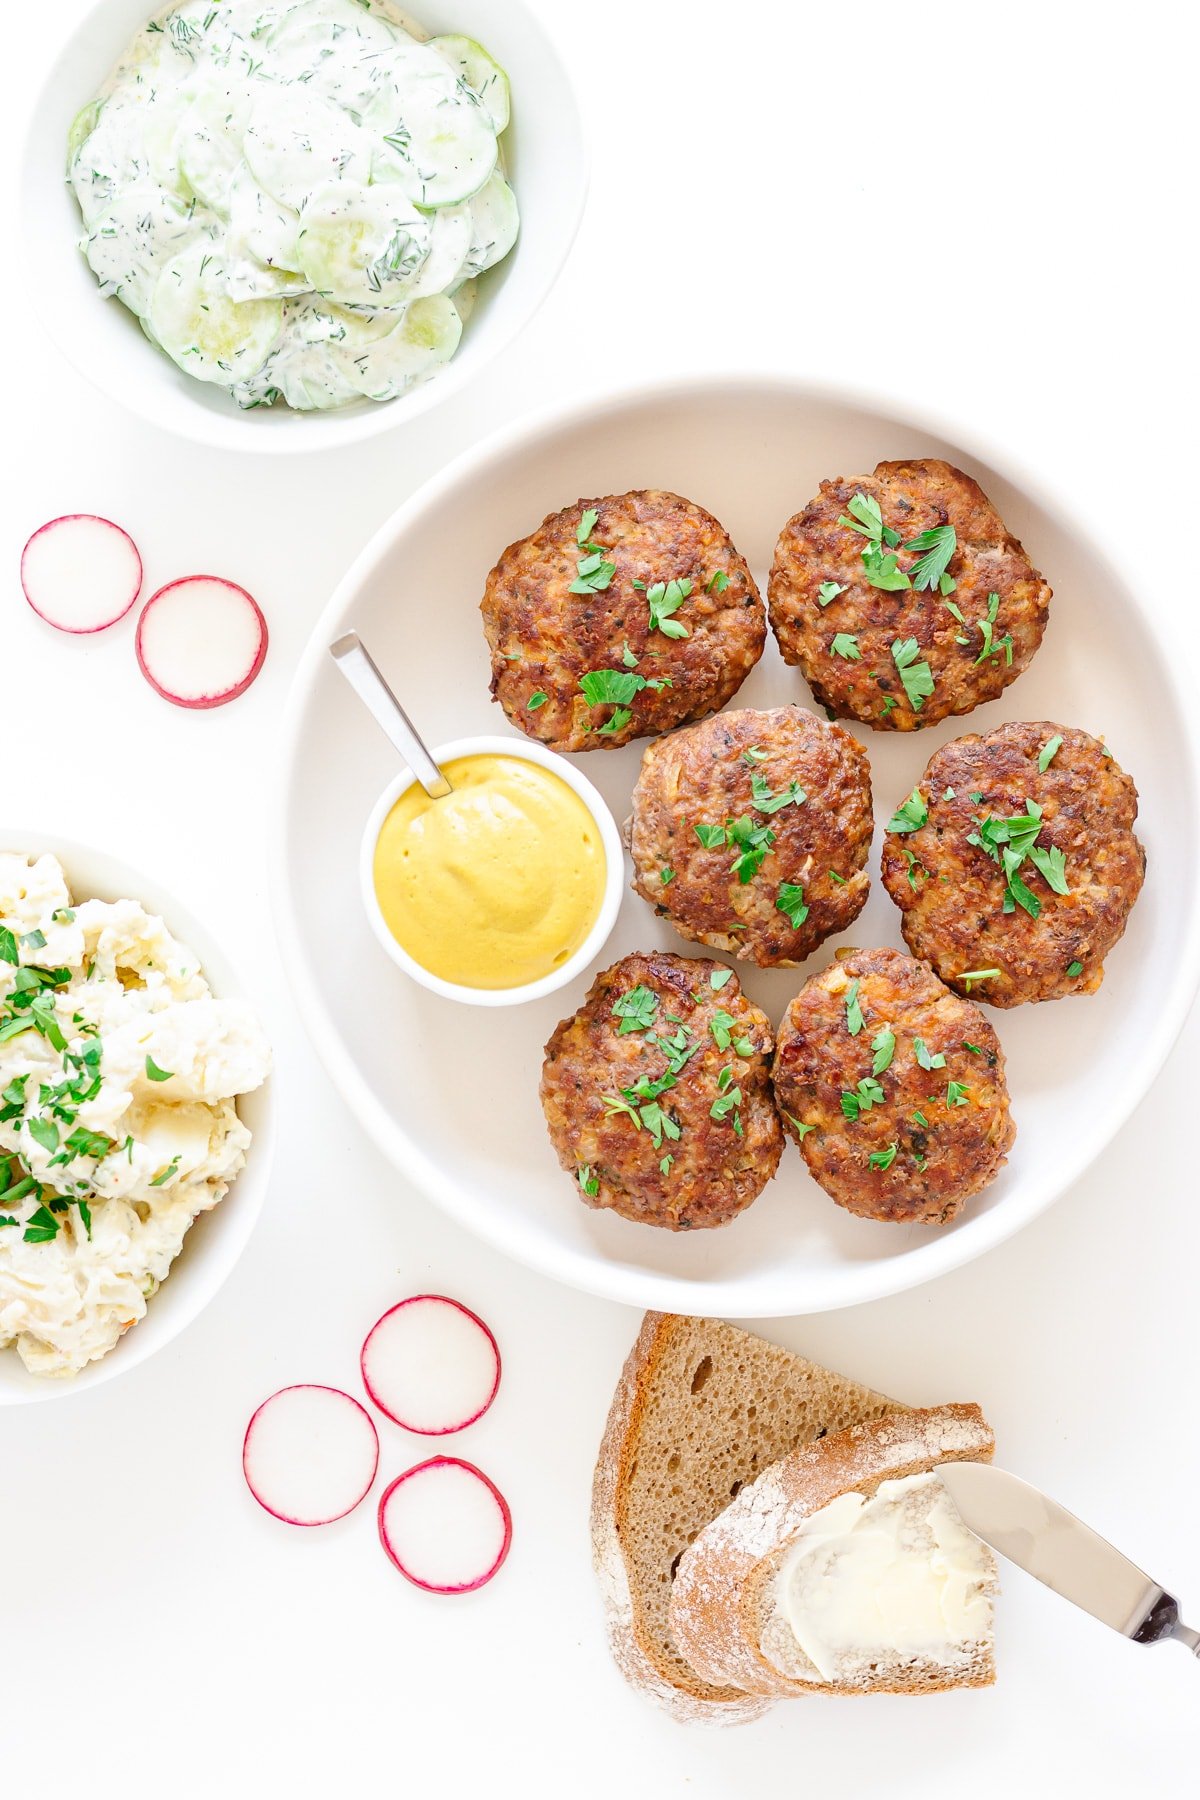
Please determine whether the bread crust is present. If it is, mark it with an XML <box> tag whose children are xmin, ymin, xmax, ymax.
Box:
<box><xmin>669</xmin><ymin>1405</ymin><xmax>996</xmax><ymax>1698</ymax></box>
<box><xmin>589</xmin><ymin>1313</ymin><xmax>772</xmax><ymax>1725</ymax></box>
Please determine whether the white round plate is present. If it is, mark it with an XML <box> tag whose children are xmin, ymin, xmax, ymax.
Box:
<box><xmin>0</xmin><ymin>831</ymin><xmax>274</xmax><ymax>1403</ymax></box>
<box><xmin>21</xmin><ymin>0</ymin><xmax>586</xmax><ymax>453</ymax></box>
<box><xmin>276</xmin><ymin>375</ymin><xmax>1200</xmax><ymax>1316</ymax></box>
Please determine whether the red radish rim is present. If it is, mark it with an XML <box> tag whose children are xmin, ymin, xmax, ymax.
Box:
<box><xmin>135</xmin><ymin>574</ymin><xmax>269</xmax><ymax>709</ymax></box>
<box><xmin>377</xmin><ymin>1457</ymin><xmax>512</xmax><ymax>1592</ymax></box>
<box><xmin>360</xmin><ymin>1293</ymin><xmax>502</xmax><ymax>1435</ymax></box>
<box><xmin>242</xmin><ymin>1383</ymin><xmax>380</xmax><ymax>1527</ymax></box>
<box><xmin>21</xmin><ymin>514</ymin><xmax>143</xmax><ymax>635</ymax></box>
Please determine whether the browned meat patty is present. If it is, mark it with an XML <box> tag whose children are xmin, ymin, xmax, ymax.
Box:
<box><xmin>768</xmin><ymin>459</ymin><xmax>1051</xmax><ymax>731</ymax></box>
<box><xmin>481</xmin><ymin>490</ymin><xmax>765</xmax><ymax>752</ymax></box>
<box><xmin>879</xmin><ymin>721</ymin><xmax>1146</xmax><ymax>1007</ymax></box>
<box><xmin>540</xmin><ymin>951</ymin><xmax>782</xmax><ymax>1230</ymax></box>
<box><xmin>628</xmin><ymin>706</ymin><xmax>873</xmax><ymax>968</ymax></box>
<box><xmin>772</xmin><ymin>947</ymin><xmax>1014</xmax><ymax>1226</ymax></box>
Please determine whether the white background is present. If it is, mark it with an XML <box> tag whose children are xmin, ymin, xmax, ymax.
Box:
<box><xmin>5</xmin><ymin>1</ymin><xmax>1199</xmax><ymax>1794</ymax></box>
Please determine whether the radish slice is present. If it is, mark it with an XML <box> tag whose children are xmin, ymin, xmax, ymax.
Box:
<box><xmin>21</xmin><ymin>514</ymin><xmax>142</xmax><ymax>634</ymax></box>
<box><xmin>243</xmin><ymin>1385</ymin><xmax>379</xmax><ymax>1527</ymax></box>
<box><xmin>361</xmin><ymin>1295</ymin><xmax>501</xmax><ymax>1435</ymax></box>
<box><xmin>378</xmin><ymin>1457</ymin><xmax>511</xmax><ymax>1593</ymax></box>
<box><xmin>136</xmin><ymin>575</ymin><xmax>268</xmax><ymax>708</ymax></box>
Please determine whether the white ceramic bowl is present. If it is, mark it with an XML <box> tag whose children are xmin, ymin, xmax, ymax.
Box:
<box><xmin>20</xmin><ymin>0</ymin><xmax>586</xmax><ymax>453</ymax></box>
<box><xmin>360</xmin><ymin>733</ymin><xmax>624</xmax><ymax>1006</ymax></box>
<box><xmin>275</xmin><ymin>373</ymin><xmax>1200</xmax><ymax>1317</ymax></box>
<box><xmin>0</xmin><ymin>830</ymin><xmax>275</xmax><ymax>1404</ymax></box>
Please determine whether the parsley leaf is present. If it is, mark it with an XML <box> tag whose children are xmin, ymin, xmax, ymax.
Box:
<box><xmin>750</xmin><ymin>771</ymin><xmax>806</xmax><ymax>814</ymax></box>
<box><xmin>635</xmin><ymin>576</ymin><xmax>692</xmax><ymax>640</ymax></box>
<box><xmin>776</xmin><ymin>883</ymin><xmax>809</xmax><ymax>930</ymax></box>
<box><xmin>783</xmin><ymin>1111</ymin><xmax>815</xmax><ymax>1137</ymax></box>
<box><xmin>871</xmin><ymin>1028</ymin><xmax>896</xmax><ymax>1075</ymax></box>
<box><xmin>891</xmin><ymin>638</ymin><xmax>935</xmax><ymax>711</ymax></box>
<box><xmin>817</xmin><ymin>581</ymin><xmax>848</xmax><ymax>606</ymax></box>
<box><xmin>694</xmin><ymin>822</ymin><xmax>728</xmax><ymax>850</ymax></box>
<box><xmin>946</xmin><ymin>1081</ymin><xmax>970</xmax><ymax>1108</ymax></box>
<box><xmin>830</xmin><ymin>633</ymin><xmax>861</xmax><ymax>661</ymax></box>
<box><xmin>1028</xmin><ymin>844</ymin><xmax>1069</xmax><ymax>894</ymax></box>
<box><xmin>577</xmin><ymin>1165</ymin><xmax>599</xmax><ymax>1197</ymax></box>
<box><xmin>958</xmin><ymin>968</ymin><xmax>1000</xmax><ymax>991</ymax></box>
<box><xmin>1038</xmin><ymin>733</ymin><xmax>1064</xmax><ymax>772</ymax></box>
<box><xmin>727</xmin><ymin>816</ymin><xmax>775</xmax><ymax>883</ymax></box>
<box><xmin>145</xmin><ymin>1056</ymin><xmax>174</xmax><ymax>1082</ymax></box>
<box><xmin>23</xmin><ymin>1204</ymin><xmax>60</xmax><ymax>1243</ymax></box>
<box><xmin>1067</xmin><ymin>960</ymin><xmax>1084</xmax><ymax>978</ymax></box>
<box><xmin>840</xmin><ymin>1076</ymin><xmax>885</xmax><ymax>1120</ymax></box>
<box><xmin>710</xmin><ymin>968</ymin><xmax>733</xmax><ymax>991</ymax></box>
<box><xmin>659</xmin><ymin>866</ymin><xmax>675</xmax><ymax>886</ymax></box>
<box><xmin>612</xmin><ymin>985</ymin><xmax>659</xmax><ymax>1034</ymax></box>
<box><xmin>972</xmin><ymin>592</ymin><xmax>1012</xmax><ymax>666</ymax></box>
<box><xmin>868</xmin><ymin>1142</ymin><xmax>898</xmax><ymax>1171</ymax></box>
<box><xmin>914</xmin><ymin>1037</ymin><xmax>945</xmax><ymax>1071</ymax></box>
<box><xmin>0</xmin><ymin>927</ymin><xmax>17</xmax><ymax>965</ymax></box>
<box><xmin>903</xmin><ymin>524</ymin><xmax>957</xmax><ymax>594</ymax></box>
<box><xmin>845</xmin><ymin>979</ymin><xmax>864</xmax><ymax>1037</ymax></box>
<box><xmin>887</xmin><ymin>788</ymin><xmax>928</xmax><ymax>834</ymax></box>
<box><xmin>527</xmin><ymin>691</ymin><xmax>548</xmax><ymax>710</ymax></box>
<box><xmin>706</xmin><ymin>569</ymin><xmax>730</xmax><ymax>594</ymax></box>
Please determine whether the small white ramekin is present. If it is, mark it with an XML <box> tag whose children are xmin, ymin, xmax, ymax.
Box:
<box><xmin>359</xmin><ymin>733</ymin><xmax>623</xmax><ymax>1007</ymax></box>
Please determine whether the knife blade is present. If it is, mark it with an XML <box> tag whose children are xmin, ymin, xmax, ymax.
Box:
<box><xmin>938</xmin><ymin>1461</ymin><xmax>1199</xmax><ymax>1656</ymax></box>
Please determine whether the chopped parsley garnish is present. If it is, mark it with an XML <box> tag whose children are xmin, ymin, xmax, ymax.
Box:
<box><xmin>817</xmin><ymin>581</ymin><xmax>848</xmax><ymax>606</ymax></box>
<box><xmin>750</xmin><ymin>771</ymin><xmax>806</xmax><ymax>814</ymax></box>
<box><xmin>569</xmin><ymin>510</ymin><xmax>616</xmax><ymax>595</ymax></box>
<box><xmin>660</xmin><ymin>1154</ymin><xmax>675</xmax><ymax>1175</ymax></box>
<box><xmin>28</xmin><ymin>1117</ymin><xmax>59</xmax><ymax>1153</ymax></box>
<box><xmin>710</xmin><ymin>968</ymin><xmax>733</xmax><ymax>991</ymax></box>
<box><xmin>972</xmin><ymin>592</ymin><xmax>1012</xmax><ymax>666</ymax></box>
<box><xmin>0</xmin><ymin>928</ymin><xmax>18</xmax><ymax>965</ymax></box>
<box><xmin>903</xmin><ymin>524</ymin><xmax>957</xmax><ymax>595</ymax></box>
<box><xmin>891</xmin><ymin>638</ymin><xmax>935</xmax><ymax>712</ymax></box>
<box><xmin>888</xmin><ymin>788</ymin><xmax>935</xmax><ymax>835</ymax></box>
<box><xmin>945</xmin><ymin>1081</ymin><xmax>970</xmax><ymax>1108</ymax></box>
<box><xmin>1038</xmin><ymin>733</ymin><xmax>1064</xmax><ymax>772</ymax></box>
<box><xmin>783</xmin><ymin>1112</ymin><xmax>815</xmax><ymax>1137</ymax></box>
<box><xmin>710</xmin><ymin>1068</ymin><xmax>744</xmax><ymax>1133</ymax></box>
<box><xmin>21</xmin><ymin>930</ymin><xmax>47</xmax><ymax>951</ymax></box>
<box><xmin>145</xmin><ymin>1055</ymin><xmax>174</xmax><ymax>1082</ymax></box>
<box><xmin>579</xmin><ymin>668</ymin><xmax>667</xmax><ymax>708</ymax></box>
<box><xmin>838</xmin><ymin>492</ymin><xmax>910</xmax><ymax>591</ymax></box>
<box><xmin>706</xmin><ymin>569</ymin><xmax>730</xmax><ymax>594</ymax></box>
<box><xmin>962</xmin><ymin>1041</ymin><xmax>983</xmax><ymax>1055</ymax></box>
<box><xmin>612</xmin><ymin>985</ymin><xmax>659</xmax><ymax>1034</ymax></box>
<box><xmin>841</xmin><ymin>1077</ymin><xmax>885</xmax><ymax>1120</ymax></box>
<box><xmin>633</xmin><ymin>576</ymin><xmax>692</xmax><ymax>640</ymax></box>
<box><xmin>871</xmin><ymin>1028</ymin><xmax>896</xmax><ymax>1075</ymax></box>
<box><xmin>968</xmin><ymin>798</ymin><xmax>1069</xmax><ymax>919</ymax></box>
<box><xmin>830</xmin><ymin>633</ymin><xmax>861</xmax><ymax>661</ymax></box>
<box><xmin>150</xmin><ymin>1157</ymin><xmax>181</xmax><ymax>1189</ymax></box>
<box><xmin>914</xmin><ymin>1037</ymin><xmax>945</xmax><ymax>1071</ymax></box>
<box><xmin>1066</xmin><ymin>960</ymin><xmax>1084</xmax><ymax>977</ymax></box>
<box><xmin>776</xmin><ymin>883</ymin><xmax>809</xmax><ymax>930</ymax></box>
<box><xmin>1028</xmin><ymin>844</ymin><xmax>1069</xmax><ymax>894</ymax></box>
<box><xmin>958</xmin><ymin>968</ymin><xmax>1000</xmax><ymax>991</ymax></box>
<box><xmin>621</xmin><ymin>642</ymin><xmax>639</xmax><ymax>668</ymax></box>
<box><xmin>911</xmin><ymin>1108</ymin><xmax>929</xmax><ymax>1128</ymax></box>
<box><xmin>844</xmin><ymin>980</ymin><xmax>864</xmax><ymax>1037</ymax></box>
<box><xmin>77</xmin><ymin>1199</ymin><xmax>92</xmax><ymax>1240</ymax></box>
<box><xmin>828</xmin><ymin>869</ymin><xmax>847</xmax><ymax>885</ymax></box>
<box><xmin>527</xmin><ymin>690</ymin><xmax>548</xmax><ymax>710</ymax></box>
<box><xmin>901</xmin><ymin>847</ymin><xmax>924</xmax><ymax>889</ymax></box>
<box><xmin>693</xmin><ymin>816</ymin><xmax>776</xmax><ymax>883</ymax></box>
<box><xmin>868</xmin><ymin>1142</ymin><xmax>898</xmax><ymax>1171</ymax></box>
<box><xmin>709</xmin><ymin>1009</ymin><xmax>750</xmax><ymax>1054</ymax></box>
<box><xmin>23</xmin><ymin>1204</ymin><xmax>60</xmax><ymax>1244</ymax></box>
<box><xmin>660</xmin><ymin>866</ymin><xmax>675</xmax><ymax>886</ymax></box>
<box><xmin>741</xmin><ymin>745</ymin><xmax>767</xmax><ymax>765</ymax></box>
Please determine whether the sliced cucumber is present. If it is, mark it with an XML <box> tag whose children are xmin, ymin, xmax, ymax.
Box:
<box><xmin>297</xmin><ymin>180</ymin><xmax>430</xmax><ymax>307</ymax></box>
<box><xmin>244</xmin><ymin>87</ymin><xmax>370</xmax><ymax>212</ymax></box>
<box><xmin>410</xmin><ymin>201</ymin><xmax>472</xmax><ymax>298</ymax></box>
<box><xmin>177</xmin><ymin>78</ymin><xmax>257</xmax><ymax>213</ymax></box>
<box><xmin>227</xmin><ymin>162</ymin><xmax>307</xmax><ymax>292</ymax></box>
<box><xmin>66</xmin><ymin>98</ymin><xmax>103</xmax><ymax>174</ymax></box>
<box><xmin>367</xmin><ymin>64</ymin><xmax>497</xmax><ymax>207</ymax></box>
<box><xmin>334</xmin><ymin>292</ymin><xmax>462</xmax><ymax>401</ymax></box>
<box><xmin>82</xmin><ymin>186</ymin><xmax>211</xmax><ymax>319</ymax></box>
<box><xmin>461</xmin><ymin>171</ymin><xmax>519</xmax><ymax>278</ymax></box>
<box><xmin>149</xmin><ymin>242</ymin><xmax>283</xmax><ymax>385</ymax></box>
<box><xmin>268</xmin><ymin>0</ymin><xmax>403</xmax><ymax>120</ymax></box>
<box><xmin>426</xmin><ymin>34</ymin><xmax>511</xmax><ymax>134</ymax></box>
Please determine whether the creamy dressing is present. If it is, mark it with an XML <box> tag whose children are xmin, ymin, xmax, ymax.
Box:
<box><xmin>68</xmin><ymin>0</ymin><xmax>518</xmax><ymax>411</ymax></box>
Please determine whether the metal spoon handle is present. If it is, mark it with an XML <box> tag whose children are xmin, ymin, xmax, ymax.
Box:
<box><xmin>330</xmin><ymin>631</ymin><xmax>452</xmax><ymax>799</ymax></box>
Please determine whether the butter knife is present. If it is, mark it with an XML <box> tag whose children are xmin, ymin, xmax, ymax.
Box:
<box><xmin>938</xmin><ymin>1461</ymin><xmax>1199</xmax><ymax>1658</ymax></box>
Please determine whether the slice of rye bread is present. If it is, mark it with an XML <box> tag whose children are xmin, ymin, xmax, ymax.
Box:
<box><xmin>669</xmin><ymin>1404</ymin><xmax>998</xmax><ymax>1699</ymax></box>
<box><xmin>590</xmin><ymin>1312</ymin><xmax>900</xmax><ymax>1724</ymax></box>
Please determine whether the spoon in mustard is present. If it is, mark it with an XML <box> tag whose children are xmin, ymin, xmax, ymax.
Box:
<box><xmin>329</xmin><ymin>631</ymin><xmax>452</xmax><ymax>799</ymax></box>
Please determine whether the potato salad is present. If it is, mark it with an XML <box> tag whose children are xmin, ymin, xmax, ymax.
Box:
<box><xmin>67</xmin><ymin>0</ymin><xmax>519</xmax><ymax>411</ymax></box>
<box><xmin>0</xmin><ymin>854</ymin><xmax>271</xmax><ymax>1376</ymax></box>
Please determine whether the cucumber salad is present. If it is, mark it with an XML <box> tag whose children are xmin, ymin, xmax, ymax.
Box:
<box><xmin>66</xmin><ymin>0</ymin><xmax>519</xmax><ymax>412</ymax></box>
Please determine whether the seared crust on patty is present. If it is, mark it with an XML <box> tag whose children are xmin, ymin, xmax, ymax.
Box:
<box><xmin>880</xmin><ymin>721</ymin><xmax>1146</xmax><ymax>1007</ymax></box>
<box><xmin>481</xmin><ymin>490</ymin><xmax>764</xmax><ymax>751</ymax></box>
<box><xmin>541</xmin><ymin>952</ymin><xmax>782</xmax><ymax>1230</ymax></box>
<box><xmin>768</xmin><ymin>459</ymin><xmax>1051</xmax><ymax>731</ymax></box>
<box><xmin>628</xmin><ymin>706</ymin><xmax>873</xmax><ymax>967</ymax></box>
<box><xmin>772</xmin><ymin>947</ymin><xmax>1014</xmax><ymax>1225</ymax></box>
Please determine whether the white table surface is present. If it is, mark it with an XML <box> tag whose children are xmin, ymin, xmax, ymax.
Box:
<box><xmin>6</xmin><ymin>2</ymin><xmax>1198</xmax><ymax>1793</ymax></box>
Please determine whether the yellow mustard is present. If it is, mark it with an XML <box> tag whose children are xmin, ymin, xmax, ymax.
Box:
<box><xmin>372</xmin><ymin>753</ymin><xmax>606</xmax><ymax>990</ymax></box>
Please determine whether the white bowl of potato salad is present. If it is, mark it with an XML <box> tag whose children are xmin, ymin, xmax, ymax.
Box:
<box><xmin>0</xmin><ymin>833</ymin><xmax>273</xmax><ymax>1403</ymax></box>
<box><xmin>22</xmin><ymin>0</ymin><xmax>585</xmax><ymax>450</ymax></box>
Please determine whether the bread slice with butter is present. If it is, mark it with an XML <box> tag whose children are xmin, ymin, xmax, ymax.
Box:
<box><xmin>669</xmin><ymin>1404</ymin><xmax>998</xmax><ymax>1698</ymax></box>
<box><xmin>590</xmin><ymin>1312</ymin><xmax>899</xmax><ymax>1724</ymax></box>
